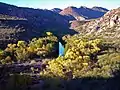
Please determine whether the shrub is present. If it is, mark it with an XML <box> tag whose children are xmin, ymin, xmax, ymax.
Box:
<box><xmin>0</xmin><ymin>32</ymin><xmax>58</xmax><ymax>64</ymax></box>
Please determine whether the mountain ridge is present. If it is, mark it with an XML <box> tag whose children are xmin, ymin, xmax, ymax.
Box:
<box><xmin>59</xmin><ymin>6</ymin><xmax>108</xmax><ymax>21</ymax></box>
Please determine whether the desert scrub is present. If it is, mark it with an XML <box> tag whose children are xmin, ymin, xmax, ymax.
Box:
<box><xmin>40</xmin><ymin>35</ymin><xmax>120</xmax><ymax>80</ymax></box>
<box><xmin>40</xmin><ymin>38</ymin><xmax>104</xmax><ymax>79</ymax></box>
<box><xmin>0</xmin><ymin>32</ymin><xmax>58</xmax><ymax>64</ymax></box>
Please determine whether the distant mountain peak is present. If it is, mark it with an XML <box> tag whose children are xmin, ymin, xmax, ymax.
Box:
<box><xmin>60</xmin><ymin>6</ymin><xmax>78</xmax><ymax>15</ymax></box>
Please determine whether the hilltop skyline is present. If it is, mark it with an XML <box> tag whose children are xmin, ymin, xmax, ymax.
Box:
<box><xmin>0</xmin><ymin>0</ymin><xmax>120</xmax><ymax>10</ymax></box>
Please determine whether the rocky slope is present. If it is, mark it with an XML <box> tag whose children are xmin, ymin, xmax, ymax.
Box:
<box><xmin>75</xmin><ymin>8</ymin><xmax>120</xmax><ymax>38</ymax></box>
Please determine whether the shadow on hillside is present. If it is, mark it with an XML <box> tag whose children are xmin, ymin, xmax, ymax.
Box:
<box><xmin>0</xmin><ymin>19</ymin><xmax>78</xmax><ymax>38</ymax></box>
<box><xmin>0</xmin><ymin>18</ymin><xmax>78</xmax><ymax>49</ymax></box>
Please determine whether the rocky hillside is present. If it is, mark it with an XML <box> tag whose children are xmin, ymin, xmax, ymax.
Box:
<box><xmin>0</xmin><ymin>2</ymin><xmax>76</xmax><ymax>37</ymax></box>
<box><xmin>59</xmin><ymin>6</ymin><xmax>108</xmax><ymax>21</ymax></box>
<box><xmin>75</xmin><ymin>8</ymin><xmax>120</xmax><ymax>38</ymax></box>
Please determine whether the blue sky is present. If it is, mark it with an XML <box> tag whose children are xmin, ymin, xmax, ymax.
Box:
<box><xmin>0</xmin><ymin>0</ymin><xmax>120</xmax><ymax>10</ymax></box>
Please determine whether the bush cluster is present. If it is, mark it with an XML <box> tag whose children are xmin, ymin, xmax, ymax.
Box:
<box><xmin>40</xmin><ymin>35</ymin><xmax>120</xmax><ymax>79</ymax></box>
<box><xmin>0</xmin><ymin>32</ymin><xmax>58</xmax><ymax>64</ymax></box>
